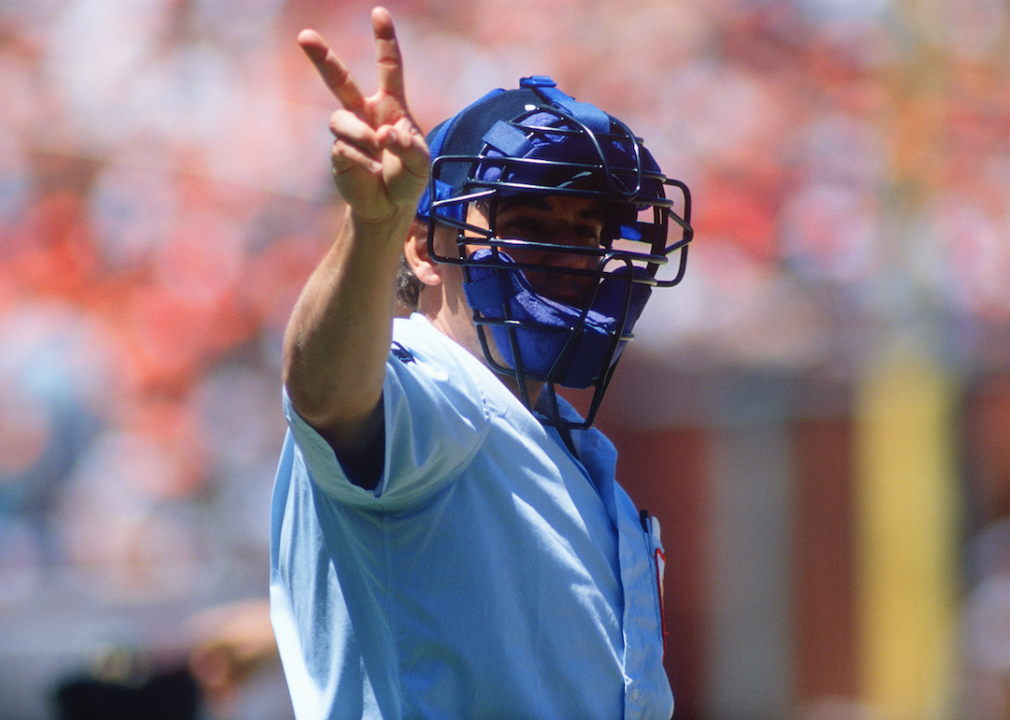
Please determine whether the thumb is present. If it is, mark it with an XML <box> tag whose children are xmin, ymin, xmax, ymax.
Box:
<box><xmin>379</xmin><ymin>119</ymin><xmax>430</xmax><ymax>180</ymax></box>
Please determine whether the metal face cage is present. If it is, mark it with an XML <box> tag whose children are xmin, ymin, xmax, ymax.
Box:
<box><xmin>422</xmin><ymin>95</ymin><xmax>693</xmax><ymax>428</ymax></box>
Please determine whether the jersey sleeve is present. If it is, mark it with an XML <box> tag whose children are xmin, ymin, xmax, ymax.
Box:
<box><xmin>284</xmin><ymin>317</ymin><xmax>491</xmax><ymax>509</ymax></box>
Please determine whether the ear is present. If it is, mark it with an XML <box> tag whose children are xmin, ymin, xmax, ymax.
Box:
<box><xmin>404</xmin><ymin>220</ymin><xmax>443</xmax><ymax>287</ymax></box>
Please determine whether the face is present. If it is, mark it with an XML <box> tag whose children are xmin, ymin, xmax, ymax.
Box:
<box><xmin>414</xmin><ymin>194</ymin><xmax>608</xmax><ymax>404</ymax></box>
<box><xmin>466</xmin><ymin>194</ymin><xmax>606</xmax><ymax>307</ymax></box>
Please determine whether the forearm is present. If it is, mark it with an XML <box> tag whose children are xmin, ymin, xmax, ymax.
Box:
<box><xmin>282</xmin><ymin>206</ymin><xmax>413</xmax><ymax>449</ymax></box>
<box><xmin>287</xmin><ymin>10</ymin><xmax>428</xmax><ymax>455</ymax></box>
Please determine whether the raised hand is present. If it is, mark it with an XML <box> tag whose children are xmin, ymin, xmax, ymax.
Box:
<box><xmin>298</xmin><ymin>8</ymin><xmax>429</xmax><ymax>223</ymax></box>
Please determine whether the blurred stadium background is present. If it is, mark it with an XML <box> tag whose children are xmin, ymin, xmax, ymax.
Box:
<box><xmin>1</xmin><ymin>0</ymin><xmax>1009</xmax><ymax>718</ymax></box>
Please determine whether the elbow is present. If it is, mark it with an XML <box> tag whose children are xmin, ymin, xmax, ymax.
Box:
<box><xmin>282</xmin><ymin>348</ymin><xmax>333</xmax><ymax>425</ymax></box>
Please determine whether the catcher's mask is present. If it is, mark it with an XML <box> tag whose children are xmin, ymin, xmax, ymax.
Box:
<box><xmin>417</xmin><ymin>76</ymin><xmax>693</xmax><ymax>429</ymax></box>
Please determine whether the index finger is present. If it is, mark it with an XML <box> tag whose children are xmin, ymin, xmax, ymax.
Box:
<box><xmin>297</xmin><ymin>29</ymin><xmax>366</xmax><ymax>112</ymax></box>
<box><xmin>370</xmin><ymin>7</ymin><xmax>406</xmax><ymax>103</ymax></box>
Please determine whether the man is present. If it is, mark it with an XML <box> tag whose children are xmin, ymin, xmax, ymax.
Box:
<box><xmin>270</xmin><ymin>7</ymin><xmax>693</xmax><ymax>720</ymax></box>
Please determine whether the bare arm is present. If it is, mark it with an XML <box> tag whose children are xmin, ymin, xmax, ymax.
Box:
<box><xmin>282</xmin><ymin>8</ymin><xmax>428</xmax><ymax>478</ymax></box>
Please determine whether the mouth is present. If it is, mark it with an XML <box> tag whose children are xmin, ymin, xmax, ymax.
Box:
<box><xmin>524</xmin><ymin>270</ymin><xmax>596</xmax><ymax>308</ymax></box>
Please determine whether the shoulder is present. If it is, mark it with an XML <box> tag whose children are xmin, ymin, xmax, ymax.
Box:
<box><xmin>391</xmin><ymin>314</ymin><xmax>484</xmax><ymax>373</ymax></box>
<box><xmin>388</xmin><ymin>314</ymin><xmax>514</xmax><ymax>414</ymax></box>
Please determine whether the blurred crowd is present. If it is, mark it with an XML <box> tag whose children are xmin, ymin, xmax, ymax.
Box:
<box><xmin>1</xmin><ymin>0</ymin><xmax>340</xmax><ymax>604</ymax></box>
<box><xmin>1</xmin><ymin>0</ymin><xmax>1010</xmax><ymax>716</ymax></box>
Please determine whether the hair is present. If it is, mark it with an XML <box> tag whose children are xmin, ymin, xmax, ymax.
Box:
<box><xmin>395</xmin><ymin>252</ymin><xmax>421</xmax><ymax>310</ymax></box>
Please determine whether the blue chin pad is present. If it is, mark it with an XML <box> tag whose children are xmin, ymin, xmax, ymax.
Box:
<box><xmin>462</xmin><ymin>249</ymin><xmax>651</xmax><ymax>388</ymax></box>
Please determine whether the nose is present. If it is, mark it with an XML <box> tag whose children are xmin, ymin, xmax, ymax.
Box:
<box><xmin>539</xmin><ymin>223</ymin><xmax>600</xmax><ymax>267</ymax></box>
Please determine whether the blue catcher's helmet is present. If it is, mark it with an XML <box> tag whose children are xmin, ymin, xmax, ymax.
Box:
<box><xmin>417</xmin><ymin>76</ymin><xmax>693</xmax><ymax>429</ymax></box>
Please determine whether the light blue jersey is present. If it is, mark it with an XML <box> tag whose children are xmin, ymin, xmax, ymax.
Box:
<box><xmin>270</xmin><ymin>314</ymin><xmax>671</xmax><ymax>720</ymax></box>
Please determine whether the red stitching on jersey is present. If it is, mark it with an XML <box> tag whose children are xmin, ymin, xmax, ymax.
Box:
<box><xmin>655</xmin><ymin>547</ymin><xmax>667</xmax><ymax>659</ymax></box>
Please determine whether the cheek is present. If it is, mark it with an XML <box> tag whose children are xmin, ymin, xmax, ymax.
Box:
<box><xmin>504</xmin><ymin>246</ymin><xmax>597</xmax><ymax>271</ymax></box>
<box><xmin>466</xmin><ymin>245</ymin><xmax>600</xmax><ymax>305</ymax></box>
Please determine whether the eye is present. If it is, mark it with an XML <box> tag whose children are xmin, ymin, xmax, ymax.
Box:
<box><xmin>574</xmin><ymin>224</ymin><xmax>602</xmax><ymax>243</ymax></box>
<box><xmin>498</xmin><ymin>216</ymin><xmax>545</xmax><ymax>240</ymax></box>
